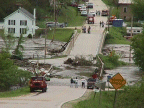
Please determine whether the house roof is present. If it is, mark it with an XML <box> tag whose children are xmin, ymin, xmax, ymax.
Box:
<box><xmin>4</xmin><ymin>7</ymin><xmax>34</xmax><ymax>20</ymax></box>
<box><xmin>118</xmin><ymin>0</ymin><xmax>132</xmax><ymax>4</ymax></box>
<box><xmin>19</xmin><ymin>7</ymin><xmax>34</xmax><ymax>19</ymax></box>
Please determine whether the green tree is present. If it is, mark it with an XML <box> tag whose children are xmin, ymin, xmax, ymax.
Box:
<box><xmin>13</xmin><ymin>34</ymin><xmax>25</xmax><ymax>59</ymax></box>
<box><xmin>131</xmin><ymin>33</ymin><xmax>144</xmax><ymax>71</ymax></box>
<box><xmin>131</xmin><ymin>0</ymin><xmax>144</xmax><ymax>20</ymax></box>
<box><xmin>0</xmin><ymin>51</ymin><xmax>31</xmax><ymax>91</ymax></box>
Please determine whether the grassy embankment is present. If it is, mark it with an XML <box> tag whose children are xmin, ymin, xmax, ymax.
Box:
<box><xmin>73</xmin><ymin>77</ymin><xmax>144</xmax><ymax>108</ymax></box>
<box><xmin>0</xmin><ymin>87</ymin><xmax>30</xmax><ymax>98</ymax></box>
<box><xmin>105</xmin><ymin>27</ymin><xmax>130</xmax><ymax>44</ymax></box>
<box><xmin>36</xmin><ymin>6</ymin><xmax>84</xmax><ymax>42</ymax></box>
<box><xmin>37</xmin><ymin>6</ymin><xmax>86</xmax><ymax>28</ymax></box>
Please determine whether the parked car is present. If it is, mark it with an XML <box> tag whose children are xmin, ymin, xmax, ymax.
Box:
<box><xmin>87</xmin><ymin>2</ymin><xmax>93</xmax><ymax>8</ymax></box>
<box><xmin>89</xmin><ymin>11</ymin><xmax>96</xmax><ymax>17</ymax></box>
<box><xmin>81</xmin><ymin>11</ymin><xmax>87</xmax><ymax>16</ymax></box>
<box><xmin>101</xmin><ymin>10</ymin><xmax>109</xmax><ymax>16</ymax></box>
<box><xmin>46</xmin><ymin>21</ymin><xmax>65</xmax><ymax>28</ymax></box>
<box><xmin>78</xmin><ymin>4</ymin><xmax>85</xmax><ymax>11</ymax></box>
<box><xmin>87</xmin><ymin>78</ymin><xmax>96</xmax><ymax>89</ymax></box>
<box><xmin>29</xmin><ymin>76</ymin><xmax>47</xmax><ymax>92</ymax></box>
<box><xmin>80</xmin><ymin>6</ymin><xmax>87</xmax><ymax>11</ymax></box>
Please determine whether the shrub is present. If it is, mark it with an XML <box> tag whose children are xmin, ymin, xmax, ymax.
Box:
<box><xmin>97</xmin><ymin>53</ymin><xmax>127</xmax><ymax>69</ymax></box>
<box><xmin>27</xmin><ymin>34</ymin><xmax>32</xmax><ymax>38</ymax></box>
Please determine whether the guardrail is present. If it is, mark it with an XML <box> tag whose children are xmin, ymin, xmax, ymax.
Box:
<box><xmin>63</xmin><ymin>30</ymin><xmax>79</xmax><ymax>55</ymax></box>
<box><xmin>98</xmin><ymin>30</ymin><xmax>107</xmax><ymax>54</ymax></box>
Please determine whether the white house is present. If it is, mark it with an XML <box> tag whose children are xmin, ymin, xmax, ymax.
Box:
<box><xmin>4</xmin><ymin>7</ymin><xmax>39</xmax><ymax>37</ymax></box>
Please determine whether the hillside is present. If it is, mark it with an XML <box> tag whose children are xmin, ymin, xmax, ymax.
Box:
<box><xmin>0</xmin><ymin>0</ymin><xmax>86</xmax><ymax>27</ymax></box>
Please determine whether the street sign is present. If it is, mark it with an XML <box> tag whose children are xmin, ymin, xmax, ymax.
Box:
<box><xmin>95</xmin><ymin>81</ymin><xmax>106</xmax><ymax>91</ymax></box>
<box><xmin>109</xmin><ymin>73</ymin><xmax>126</xmax><ymax>90</ymax></box>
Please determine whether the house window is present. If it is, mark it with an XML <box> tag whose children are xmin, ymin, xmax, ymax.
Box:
<box><xmin>8</xmin><ymin>20</ymin><xmax>15</xmax><ymax>25</ymax></box>
<box><xmin>137</xmin><ymin>30</ymin><xmax>140</xmax><ymax>32</ymax></box>
<box><xmin>123</xmin><ymin>7</ymin><xmax>127</xmax><ymax>13</ymax></box>
<box><xmin>8</xmin><ymin>28</ymin><xmax>15</xmax><ymax>33</ymax></box>
<box><xmin>20</xmin><ymin>28</ymin><xmax>27</xmax><ymax>34</ymax></box>
<box><xmin>20</xmin><ymin>20</ymin><xmax>27</xmax><ymax>26</ymax></box>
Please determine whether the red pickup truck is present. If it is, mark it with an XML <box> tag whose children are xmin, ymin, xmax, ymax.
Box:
<box><xmin>29</xmin><ymin>76</ymin><xmax>47</xmax><ymax>92</ymax></box>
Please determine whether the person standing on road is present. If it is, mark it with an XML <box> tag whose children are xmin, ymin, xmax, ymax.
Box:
<box><xmin>70</xmin><ymin>78</ymin><xmax>74</xmax><ymax>87</ymax></box>
<box><xmin>102</xmin><ymin>21</ymin><xmax>104</xmax><ymax>27</ymax></box>
<box><xmin>81</xmin><ymin>77</ymin><xmax>86</xmax><ymax>88</ymax></box>
<box><xmin>75</xmin><ymin>77</ymin><xmax>78</xmax><ymax>88</ymax></box>
<box><xmin>100</xmin><ymin>21</ymin><xmax>102</xmax><ymax>27</ymax></box>
<box><xmin>88</xmin><ymin>26</ymin><xmax>91</xmax><ymax>34</ymax></box>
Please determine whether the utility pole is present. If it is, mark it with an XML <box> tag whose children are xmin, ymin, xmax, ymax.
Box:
<box><xmin>129</xmin><ymin>16</ymin><xmax>133</xmax><ymax>63</ymax></box>
<box><xmin>52</xmin><ymin>0</ymin><xmax>56</xmax><ymax>42</ymax></box>
<box><xmin>41</xmin><ymin>16</ymin><xmax>49</xmax><ymax>64</ymax></box>
<box><xmin>108</xmin><ymin>7</ymin><xmax>111</xmax><ymax>32</ymax></box>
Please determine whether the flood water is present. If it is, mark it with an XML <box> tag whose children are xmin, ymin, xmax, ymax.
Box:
<box><xmin>53</xmin><ymin>65</ymin><xmax>143</xmax><ymax>86</ymax></box>
<box><xmin>103</xmin><ymin>66</ymin><xmax>143</xmax><ymax>87</ymax></box>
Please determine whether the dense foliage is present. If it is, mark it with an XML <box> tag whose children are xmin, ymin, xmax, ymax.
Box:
<box><xmin>131</xmin><ymin>33</ymin><xmax>144</xmax><ymax>71</ymax></box>
<box><xmin>97</xmin><ymin>52</ymin><xmax>127</xmax><ymax>69</ymax></box>
<box><xmin>0</xmin><ymin>51</ymin><xmax>31</xmax><ymax>91</ymax></box>
<box><xmin>131</xmin><ymin>0</ymin><xmax>144</xmax><ymax>20</ymax></box>
<box><xmin>0</xmin><ymin>0</ymin><xmax>72</xmax><ymax>21</ymax></box>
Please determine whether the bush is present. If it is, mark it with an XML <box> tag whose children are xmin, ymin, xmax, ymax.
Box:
<box><xmin>27</xmin><ymin>34</ymin><xmax>32</xmax><ymax>38</ymax></box>
<box><xmin>97</xmin><ymin>53</ymin><xmax>127</xmax><ymax>69</ymax></box>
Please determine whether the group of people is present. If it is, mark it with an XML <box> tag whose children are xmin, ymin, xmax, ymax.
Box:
<box><xmin>82</xmin><ymin>26</ymin><xmax>91</xmax><ymax>34</ymax></box>
<box><xmin>100</xmin><ymin>21</ymin><xmax>105</xmax><ymax>27</ymax></box>
<box><xmin>70</xmin><ymin>77</ymin><xmax>86</xmax><ymax>88</ymax></box>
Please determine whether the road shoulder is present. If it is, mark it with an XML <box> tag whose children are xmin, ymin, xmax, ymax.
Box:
<box><xmin>61</xmin><ymin>89</ymin><xmax>92</xmax><ymax>108</ymax></box>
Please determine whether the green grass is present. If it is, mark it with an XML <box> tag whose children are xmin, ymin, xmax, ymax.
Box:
<box><xmin>0</xmin><ymin>87</ymin><xmax>30</xmax><ymax>98</ymax></box>
<box><xmin>36</xmin><ymin>28</ymin><xmax>75</xmax><ymax>42</ymax></box>
<box><xmin>105</xmin><ymin>27</ymin><xmax>130</xmax><ymax>44</ymax></box>
<box><xmin>102</xmin><ymin>0</ymin><xmax>116</xmax><ymax>6</ymax></box>
<box><xmin>37</xmin><ymin>6</ymin><xmax>86</xmax><ymax>28</ymax></box>
<box><xmin>46</xmin><ymin>28</ymin><xmax>74</xmax><ymax>42</ymax></box>
<box><xmin>74</xmin><ymin>91</ymin><xmax>115</xmax><ymax>108</ymax></box>
<box><xmin>74</xmin><ymin>77</ymin><xmax>144</xmax><ymax>108</ymax></box>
